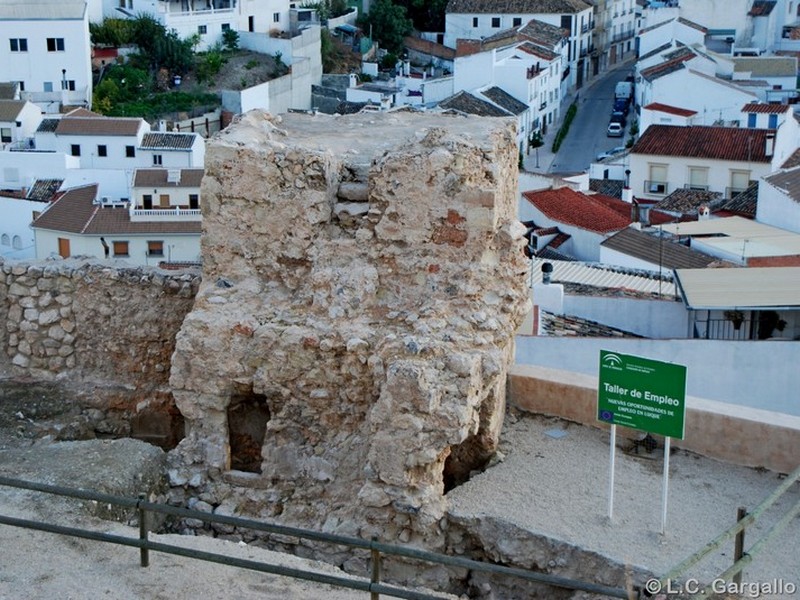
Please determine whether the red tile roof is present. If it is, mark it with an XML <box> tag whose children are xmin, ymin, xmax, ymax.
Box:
<box><xmin>55</xmin><ymin>117</ymin><xmax>143</xmax><ymax>137</ymax></box>
<box><xmin>631</xmin><ymin>125</ymin><xmax>775</xmax><ymax>163</ymax></box>
<box><xmin>643</xmin><ymin>102</ymin><xmax>697</xmax><ymax>117</ymax></box>
<box><xmin>32</xmin><ymin>184</ymin><xmax>200</xmax><ymax>235</ymax></box>
<box><xmin>403</xmin><ymin>36</ymin><xmax>456</xmax><ymax>60</ymax></box>
<box><xmin>741</xmin><ymin>103</ymin><xmax>790</xmax><ymax>114</ymax></box>
<box><xmin>522</xmin><ymin>187</ymin><xmax>630</xmax><ymax>233</ymax></box>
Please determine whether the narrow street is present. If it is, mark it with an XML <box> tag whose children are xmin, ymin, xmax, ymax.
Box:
<box><xmin>524</xmin><ymin>60</ymin><xmax>635</xmax><ymax>175</ymax></box>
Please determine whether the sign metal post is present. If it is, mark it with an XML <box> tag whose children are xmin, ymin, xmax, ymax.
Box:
<box><xmin>598</xmin><ymin>351</ymin><xmax>687</xmax><ymax>534</ymax></box>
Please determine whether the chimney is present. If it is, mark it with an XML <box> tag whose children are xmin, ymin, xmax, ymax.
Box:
<box><xmin>167</xmin><ymin>169</ymin><xmax>181</xmax><ymax>184</ymax></box>
<box><xmin>765</xmin><ymin>132</ymin><xmax>775</xmax><ymax>157</ymax></box>
<box><xmin>541</xmin><ymin>261</ymin><xmax>553</xmax><ymax>284</ymax></box>
<box><xmin>348</xmin><ymin>73</ymin><xmax>358</xmax><ymax>88</ymax></box>
<box><xmin>698</xmin><ymin>205</ymin><xmax>710</xmax><ymax>220</ymax></box>
<box><xmin>622</xmin><ymin>187</ymin><xmax>634</xmax><ymax>204</ymax></box>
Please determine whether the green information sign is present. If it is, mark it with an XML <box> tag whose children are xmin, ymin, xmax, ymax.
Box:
<box><xmin>597</xmin><ymin>350</ymin><xmax>687</xmax><ymax>439</ymax></box>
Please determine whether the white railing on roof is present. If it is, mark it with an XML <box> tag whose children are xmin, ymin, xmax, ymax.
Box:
<box><xmin>130</xmin><ymin>207</ymin><xmax>201</xmax><ymax>222</ymax></box>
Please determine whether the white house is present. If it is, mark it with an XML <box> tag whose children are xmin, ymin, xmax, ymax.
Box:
<box><xmin>741</xmin><ymin>102</ymin><xmax>793</xmax><ymax>130</ymax></box>
<box><xmin>521</xmin><ymin>186</ymin><xmax>632</xmax><ymax>261</ymax></box>
<box><xmin>639</xmin><ymin>102</ymin><xmax>697</xmax><ymax>133</ymax></box>
<box><xmin>758</xmin><ymin>166</ymin><xmax>800</xmax><ymax>235</ymax></box>
<box><xmin>0</xmin><ymin>100</ymin><xmax>42</xmax><ymax>150</ymax></box>
<box><xmin>445</xmin><ymin>0</ymin><xmax>595</xmax><ymax>89</ymax></box>
<box><xmin>30</xmin><ymin>182</ymin><xmax>202</xmax><ymax>266</ymax></box>
<box><xmin>731</xmin><ymin>56</ymin><xmax>799</xmax><ymax>103</ymax></box>
<box><xmin>636</xmin><ymin>66</ymin><xmax>758</xmax><ymax>127</ymax></box>
<box><xmin>748</xmin><ymin>0</ymin><xmax>781</xmax><ymax>52</ymax></box>
<box><xmin>0</xmin><ymin>0</ymin><xmax>92</xmax><ymax>112</ymax></box>
<box><xmin>629</xmin><ymin>125</ymin><xmax>783</xmax><ymax>202</ymax></box>
<box><xmin>0</xmin><ymin>179</ymin><xmax>63</xmax><ymax>259</ymax></box>
<box><xmin>636</xmin><ymin>16</ymin><xmax>706</xmax><ymax>58</ymax></box>
<box><xmin>0</xmin><ymin>111</ymin><xmax>205</xmax><ymax>202</ymax></box>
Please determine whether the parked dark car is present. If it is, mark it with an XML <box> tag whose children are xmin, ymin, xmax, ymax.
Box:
<box><xmin>613</xmin><ymin>98</ymin><xmax>630</xmax><ymax>114</ymax></box>
<box><xmin>610</xmin><ymin>111</ymin><xmax>627</xmax><ymax>126</ymax></box>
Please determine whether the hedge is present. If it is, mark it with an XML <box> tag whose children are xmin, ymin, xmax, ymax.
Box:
<box><xmin>551</xmin><ymin>102</ymin><xmax>578</xmax><ymax>153</ymax></box>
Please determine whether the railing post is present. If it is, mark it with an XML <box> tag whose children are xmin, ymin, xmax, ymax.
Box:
<box><xmin>138</xmin><ymin>492</ymin><xmax>149</xmax><ymax>568</ymax></box>
<box><xmin>733</xmin><ymin>506</ymin><xmax>747</xmax><ymax>584</ymax></box>
<box><xmin>370</xmin><ymin>536</ymin><xmax>381</xmax><ymax>600</ymax></box>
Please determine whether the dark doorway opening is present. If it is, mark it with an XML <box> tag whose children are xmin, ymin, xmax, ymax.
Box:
<box><xmin>228</xmin><ymin>387</ymin><xmax>270</xmax><ymax>473</ymax></box>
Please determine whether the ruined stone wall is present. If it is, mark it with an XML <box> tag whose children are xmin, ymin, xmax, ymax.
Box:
<box><xmin>0</xmin><ymin>258</ymin><xmax>199</xmax><ymax>440</ymax></box>
<box><xmin>168</xmin><ymin>110</ymin><xmax>531</xmax><ymax>552</ymax></box>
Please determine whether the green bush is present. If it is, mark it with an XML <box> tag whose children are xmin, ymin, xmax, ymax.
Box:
<box><xmin>551</xmin><ymin>102</ymin><xmax>578</xmax><ymax>153</ymax></box>
<box><xmin>222</xmin><ymin>29</ymin><xmax>239</xmax><ymax>52</ymax></box>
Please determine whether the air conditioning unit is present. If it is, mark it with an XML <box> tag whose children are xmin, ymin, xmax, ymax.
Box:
<box><xmin>101</xmin><ymin>196</ymin><xmax>110</xmax><ymax>205</ymax></box>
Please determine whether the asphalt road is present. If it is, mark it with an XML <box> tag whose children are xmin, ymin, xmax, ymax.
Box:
<box><xmin>550</xmin><ymin>62</ymin><xmax>635</xmax><ymax>174</ymax></box>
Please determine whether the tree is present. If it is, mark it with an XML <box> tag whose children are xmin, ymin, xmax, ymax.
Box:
<box><xmin>222</xmin><ymin>29</ymin><xmax>239</xmax><ymax>52</ymax></box>
<box><xmin>393</xmin><ymin>0</ymin><xmax>447</xmax><ymax>32</ymax></box>
<box><xmin>359</xmin><ymin>0</ymin><xmax>413</xmax><ymax>56</ymax></box>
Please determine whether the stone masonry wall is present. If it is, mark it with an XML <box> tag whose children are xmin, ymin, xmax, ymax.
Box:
<box><xmin>168</xmin><ymin>110</ymin><xmax>531</xmax><ymax>554</ymax></box>
<box><xmin>0</xmin><ymin>258</ymin><xmax>199</xmax><ymax>441</ymax></box>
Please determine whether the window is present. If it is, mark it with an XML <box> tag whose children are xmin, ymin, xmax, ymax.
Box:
<box><xmin>491</xmin><ymin>17</ymin><xmax>500</xmax><ymax>28</ymax></box>
<box><xmin>647</xmin><ymin>164</ymin><xmax>668</xmax><ymax>194</ymax></box>
<box><xmin>513</xmin><ymin>17</ymin><xmax>522</xmax><ymax>27</ymax></box>
<box><xmin>248</xmin><ymin>16</ymin><xmax>254</xmax><ymax>32</ymax></box>
<box><xmin>472</xmin><ymin>17</ymin><xmax>478</xmax><ymax>27</ymax></box>
<box><xmin>768</xmin><ymin>114</ymin><xmax>778</xmax><ymax>128</ymax></box>
<box><xmin>222</xmin><ymin>23</ymin><xmax>230</xmax><ymax>31</ymax></box>
<box><xmin>112</xmin><ymin>241</ymin><xmax>129</xmax><ymax>257</ymax></box>
<box><xmin>198</xmin><ymin>25</ymin><xmax>207</xmax><ymax>34</ymax></box>
<box><xmin>687</xmin><ymin>167</ymin><xmax>709</xmax><ymax>190</ymax></box>
<box><xmin>126</xmin><ymin>145</ymin><xmax>135</xmax><ymax>158</ymax></box>
<box><xmin>730</xmin><ymin>170</ymin><xmax>751</xmax><ymax>194</ymax></box>
<box><xmin>273</xmin><ymin>12</ymin><xmax>280</xmax><ymax>23</ymax></box>
<box><xmin>70</xmin><ymin>144</ymin><xmax>81</xmax><ymax>157</ymax></box>
<box><xmin>46</xmin><ymin>38</ymin><xmax>65</xmax><ymax>52</ymax></box>
<box><xmin>17</xmin><ymin>81</ymin><xmax>24</xmax><ymax>92</ymax></box>
<box><xmin>189</xmin><ymin>194</ymin><xmax>199</xmax><ymax>209</ymax></box>
<box><xmin>43</xmin><ymin>82</ymin><xmax>53</xmax><ymax>93</ymax></box>
<box><xmin>747</xmin><ymin>113</ymin><xmax>757</xmax><ymax>128</ymax></box>
<box><xmin>147</xmin><ymin>241</ymin><xmax>164</xmax><ymax>257</ymax></box>
<box><xmin>61</xmin><ymin>80</ymin><xmax>76</xmax><ymax>91</ymax></box>
<box><xmin>0</xmin><ymin>128</ymin><xmax>10</xmax><ymax>143</ymax></box>
<box><xmin>159</xmin><ymin>194</ymin><xmax>171</xmax><ymax>207</ymax></box>
<box><xmin>10</xmin><ymin>38</ymin><xmax>27</xmax><ymax>52</ymax></box>
<box><xmin>12</xmin><ymin>235</ymin><xmax>22</xmax><ymax>250</ymax></box>
<box><xmin>97</xmin><ymin>145</ymin><xmax>107</xmax><ymax>157</ymax></box>
<box><xmin>153</xmin><ymin>154</ymin><xmax>163</xmax><ymax>166</ymax></box>
<box><xmin>1</xmin><ymin>234</ymin><xmax>9</xmax><ymax>246</ymax></box>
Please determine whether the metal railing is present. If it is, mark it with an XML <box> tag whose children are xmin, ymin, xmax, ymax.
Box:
<box><xmin>654</xmin><ymin>464</ymin><xmax>800</xmax><ymax>599</ymax></box>
<box><xmin>0</xmin><ymin>476</ymin><xmax>632</xmax><ymax>600</ymax></box>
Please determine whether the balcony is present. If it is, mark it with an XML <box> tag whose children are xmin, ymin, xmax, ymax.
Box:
<box><xmin>644</xmin><ymin>180</ymin><xmax>669</xmax><ymax>195</ymax></box>
<box><xmin>157</xmin><ymin>0</ymin><xmax>236</xmax><ymax>16</ymax></box>
<box><xmin>612</xmin><ymin>30</ymin><xmax>635</xmax><ymax>43</ymax></box>
<box><xmin>130</xmin><ymin>207</ymin><xmax>202</xmax><ymax>222</ymax></box>
<box><xmin>539</xmin><ymin>101</ymin><xmax>547</xmax><ymax>111</ymax></box>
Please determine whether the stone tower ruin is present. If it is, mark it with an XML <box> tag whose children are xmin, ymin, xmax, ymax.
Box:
<box><xmin>168</xmin><ymin>110</ymin><xmax>530</xmax><ymax>549</ymax></box>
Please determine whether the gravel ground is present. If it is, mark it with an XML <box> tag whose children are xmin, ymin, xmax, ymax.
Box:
<box><xmin>447</xmin><ymin>412</ymin><xmax>800</xmax><ymax>598</ymax></box>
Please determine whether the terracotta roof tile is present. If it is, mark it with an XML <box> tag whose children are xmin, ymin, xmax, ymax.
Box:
<box><xmin>0</xmin><ymin>100</ymin><xmax>26</xmax><ymax>122</ymax></box>
<box><xmin>539</xmin><ymin>311</ymin><xmax>643</xmax><ymax>337</ymax></box>
<box><xmin>719</xmin><ymin>181</ymin><xmax>758</xmax><ymax>218</ymax></box>
<box><xmin>640</xmin><ymin>56</ymin><xmax>689</xmax><ymax>82</ymax></box>
<box><xmin>140</xmin><ymin>132</ymin><xmax>197</xmax><ymax>150</ymax></box>
<box><xmin>446</xmin><ymin>0</ymin><xmax>591</xmax><ymax>14</ymax></box>
<box><xmin>631</xmin><ymin>125</ymin><xmax>775</xmax><ymax>163</ymax></box>
<box><xmin>741</xmin><ymin>103</ymin><xmax>791</xmax><ymax>114</ymax></box>
<box><xmin>676</xmin><ymin>17</ymin><xmax>707</xmax><ymax>33</ymax></box>
<box><xmin>522</xmin><ymin>187</ymin><xmax>631</xmax><ymax>233</ymax></box>
<box><xmin>439</xmin><ymin>90</ymin><xmax>512</xmax><ymax>117</ymax></box>
<box><xmin>31</xmin><ymin>184</ymin><xmax>99</xmax><ymax>234</ymax></box>
<box><xmin>518</xmin><ymin>18</ymin><xmax>569</xmax><ymax>48</ymax></box>
<box><xmin>643</xmin><ymin>102</ymin><xmax>697</xmax><ymax>117</ymax></box>
<box><xmin>31</xmin><ymin>183</ymin><xmax>201</xmax><ymax>235</ymax></box>
<box><xmin>26</xmin><ymin>179</ymin><xmax>63</xmax><ymax>202</ymax></box>
<box><xmin>132</xmin><ymin>168</ymin><xmax>204</xmax><ymax>188</ymax></box>
<box><xmin>480</xmin><ymin>86</ymin><xmax>528</xmax><ymax>115</ymax></box>
<box><xmin>55</xmin><ymin>117</ymin><xmax>143</xmax><ymax>137</ymax></box>
<box><xmin>654</xmin><ymin>189</ymin><xmax>724</xmax><ymax>214</ymax></box>
<box><xmin>601</xmin><ymin>227</ymin><xmax>718</xmax><ymax>269</ymax></box>
<box><xmin>781</xmin><ymin>148</ymin><xmax>800</xmax><ymax>169</ymax></box>
<box><xmin>403</xmin><ymin>36</ymin><xmax>456</xmax><ymax>60</ymax></box>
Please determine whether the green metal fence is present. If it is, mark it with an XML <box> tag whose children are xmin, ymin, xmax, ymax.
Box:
<box><xmin>0</xmin><ymin>475</ymin><xmax>632</xmax><ymax>599</ymax></box>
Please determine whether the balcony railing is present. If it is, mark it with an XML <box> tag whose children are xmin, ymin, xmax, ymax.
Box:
<box><xmin>130</xmin><ymin>207</ymin><xmax>202</xmax><ymax>222</ymax></box>
<box><xmin>539</xmin><ymin>101</ymin><xmax>547</xmax><ymax>110</ymax></box>
<box><xmin>612</xmin><ymin>30</ymin><xmax>635</xmax><ymax>42</ymax></box>
<box><xmin>644</xmin><ymin>180</ymin><xmax>668</xmax><ymax>195</ymax></box>
<box><xmin>684</xmin><ymin>184</ymin><xmax>709</xmax><ymax>191</ymax></box>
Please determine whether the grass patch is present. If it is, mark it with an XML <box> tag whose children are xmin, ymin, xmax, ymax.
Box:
<box><xmin>551</xmin><ymin>102</ymin><xmax>578</xmax><ymax>153</ymax></box>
